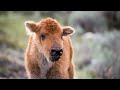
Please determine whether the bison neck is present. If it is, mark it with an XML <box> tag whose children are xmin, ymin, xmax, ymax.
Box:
<box><xmin>39</xmin><ymin>53</ymin><xmax>53</xmax><ymax>79</ymax></box>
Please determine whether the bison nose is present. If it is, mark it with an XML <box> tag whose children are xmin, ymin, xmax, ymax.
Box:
<box><xmin>50</xmin><ymin>49</ymin><xmax>63</xmax><ymax>56</ymax></box>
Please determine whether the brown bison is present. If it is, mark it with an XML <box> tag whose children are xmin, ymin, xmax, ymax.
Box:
<box><xmin>24</xmin><ymin>17</ymin><xmax>75</xmax><ymax>79</ymax></box>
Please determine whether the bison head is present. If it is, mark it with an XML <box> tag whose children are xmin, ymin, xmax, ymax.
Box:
<box><xmin>25</xmin><ymin>17</ymin><xmax>75</xmax><ymax>62</ymax></box>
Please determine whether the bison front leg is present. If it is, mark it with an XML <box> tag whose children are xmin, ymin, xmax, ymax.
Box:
<box><xmin>68</xmin><ymin>62</ymin><xmax>74</xmax><ymax>79</ymax></box>
<box><xmin>25</xmin><ymin>61</ymin><xmax>41</xmax><ymax>79</ymax></box>
<box><xmin>46</xmin><ymin>66</ymin><xmax>69</xmax><ymax>79</ymax></box>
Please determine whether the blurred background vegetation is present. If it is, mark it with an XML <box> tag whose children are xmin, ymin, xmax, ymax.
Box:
<box><xmin>0</xmin><ymin>11</ymin><xmax>120</xmax><ymax>79</ymax></box>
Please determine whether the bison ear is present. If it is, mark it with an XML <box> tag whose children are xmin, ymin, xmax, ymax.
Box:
<box><xmin>62</xmin><ymin>26</ymin><xmax>75</xmax><ymax>36</ymax></box>
<box><xmin>24</xmin><ymin>21</ymin><xmax>37</xmax><ymax>35</ymax></box>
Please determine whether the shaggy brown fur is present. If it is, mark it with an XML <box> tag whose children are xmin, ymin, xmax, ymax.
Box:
<box><xmin>24</xmin><ymin>17</ymin><xmax>75</xmax><ymax>79</ymax></box>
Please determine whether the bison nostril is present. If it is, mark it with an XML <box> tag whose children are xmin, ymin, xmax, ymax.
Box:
<box><xmin>58</xmin><ymin>49</ymin><xmax>63</xmax><ymax>56</ymax></box>
<box><xmin>50</xmin><ymin>49</ymin><xmax>57</xmax><ymax>56</ymax></box>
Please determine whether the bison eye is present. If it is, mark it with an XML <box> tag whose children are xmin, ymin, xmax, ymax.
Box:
<box><xmin>40</xmin><ymin>34</ymin><xmax>46</xmax><ymax>40</ymax></box>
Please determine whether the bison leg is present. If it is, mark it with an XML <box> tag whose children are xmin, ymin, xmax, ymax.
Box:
<box><xmin>46</xmin><ymin>66</ymin><xmax>69</xmax><ymax>79</ymax></box>
<box><xmin>25</xmin><ymin>60</ymin><xmax>42</xmax><ymax>79</ymax></box>
<box><xmin>68</xmin><ymin>62</ymin><xmax>74</xmax><ymax>79</ymax></box>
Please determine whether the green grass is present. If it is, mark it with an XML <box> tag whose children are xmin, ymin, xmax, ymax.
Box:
<box><xmin>0</xmin><ymin>12</ymin><xmax>59</xmax><ymax>49</ymax></box>
<box><xmin>75</xmin><ymin>67</ymin><xmax>94</xmax><ymax>79</ymax></box>
<box><xmin>0</xmin><ymin>12</ymin><xmax>29</xmax><ymax>49</ymax></box>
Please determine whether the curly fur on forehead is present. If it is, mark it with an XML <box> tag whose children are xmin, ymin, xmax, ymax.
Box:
<box><xmin>38</xmin><ymin>17</ymin><xmax>62</xmax><ymax>33</ymax></box>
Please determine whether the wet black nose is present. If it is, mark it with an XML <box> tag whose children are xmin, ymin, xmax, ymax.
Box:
<box><xmin>50</xmin><ymin>49</ymin><xmax>63</xmax><ymax>57</ymax></box>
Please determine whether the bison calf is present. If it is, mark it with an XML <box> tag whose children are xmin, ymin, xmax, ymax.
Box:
<box><xmin>24</xmin><ymin>17</ymin><xmax>75</xmax><ymax>79</ymax></box>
